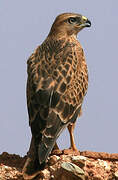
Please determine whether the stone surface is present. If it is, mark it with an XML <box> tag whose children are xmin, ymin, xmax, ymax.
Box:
<box><xmin>0</xmin><ymin>151</ymin><xmax>118</xmax><ymax>179</ymax></box>
<box><xmin>61</xmin><ymin>162</ymin><xmax>85</xmax><ymax>180</ymax></box>
<box><xmin>71</xmin><ymin>156</ymin><xmax>86</xmax><ymax>168</ymax></box>
<box><xmin>80</xmin><ymin>151</ymin><xmax>118</xmax><ymax>161</ymax></box>
<box><xmin>48</xmin><ymin>155</ymin><xmax>60</xmax><ymax>166</ymax></box>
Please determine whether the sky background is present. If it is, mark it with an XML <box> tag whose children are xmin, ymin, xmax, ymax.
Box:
<box><xmin>0</xmin><ymin>0</ymin><xmax>118</xmax><ymax>156</ymax></box>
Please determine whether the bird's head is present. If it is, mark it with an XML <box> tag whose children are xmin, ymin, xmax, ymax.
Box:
<box><xmin>49</xmin><ymin>13</ymin><xmax>91</xmax><ymax>37</ymax></box>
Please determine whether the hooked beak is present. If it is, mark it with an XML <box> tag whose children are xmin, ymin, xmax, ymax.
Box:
<box><xmin>80</xmin><ymin>16</ymin><xmax>91</xmax><ymax>28</ymax></box>
<box><xmin>84</xmin><ymin>19</ymin><xmax>91</xmax><ymax>27</ymax></box>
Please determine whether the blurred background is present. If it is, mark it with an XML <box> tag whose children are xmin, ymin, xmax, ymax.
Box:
<box><xmin>0</xmin><ymin>0</ymin><xmax>118</xmax><ymax>156</ymax></box>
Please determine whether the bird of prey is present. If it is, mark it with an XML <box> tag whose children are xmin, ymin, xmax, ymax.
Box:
<box><xmin>22</xmin><ymin>13</ymin><xmax>91</xmax><ymax>179</ymax></box>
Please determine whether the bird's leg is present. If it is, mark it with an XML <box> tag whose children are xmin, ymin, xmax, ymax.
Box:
<box><xmin>53</xmin><ymin>142</ymin><xmax>59</xmax><ymax>150</ymax></box>
<box><xmin>67</xmin><ymin>122</ymin><xmax>78</xmax><ymax>151</ymax></box>
<box><xmin>63</xmin><ymin>122</ymin><xmax>80</xmax><ymax>155</ymax></box>
<box><xmin>63</xmin><ymin>123</ymin><xmax>80</xmax><ymax>155</ymax></box>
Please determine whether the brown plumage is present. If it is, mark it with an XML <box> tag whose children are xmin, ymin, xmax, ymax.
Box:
<box><xmin>23</xmin><ymin>13</ymin><xmax>91</xmax><ymax>179</ymax></box>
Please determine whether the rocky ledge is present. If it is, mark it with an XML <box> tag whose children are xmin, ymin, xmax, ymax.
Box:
<box><xmin>0</xmin><ymin>151</ymin><xmax>118</xmax><ymax>180</ymax></box>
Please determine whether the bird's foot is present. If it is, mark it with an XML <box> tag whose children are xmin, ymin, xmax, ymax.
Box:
<box><xmin>51</xmin><ymin>142</ymin><xmax>62</xmax><ymax>155</ymax></box>
<box><xmin>51</xmin><ymin>149</ymin><xmax>63</xmax><ymax>155</ymax></box>
<box><xmin>63</xmin><ymin>148</ymin><xmax>80</xmax><ymax>155</ymax></box>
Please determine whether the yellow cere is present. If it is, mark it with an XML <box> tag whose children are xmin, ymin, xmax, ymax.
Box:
<box><xmin>82</xmin><ymin>16</ymin><xmax>87</xmax><ymax>21</ymax></box>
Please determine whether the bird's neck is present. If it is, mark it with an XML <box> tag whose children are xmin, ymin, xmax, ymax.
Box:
<box><xmin>47</xmin><ymin>32</ymin><xmax>78</xmax><ymax>44</ymax></box>
<box><xmin>48</xmin><ymin>26</ymin><xmax>78</xmax><ymax>41</ymax></box>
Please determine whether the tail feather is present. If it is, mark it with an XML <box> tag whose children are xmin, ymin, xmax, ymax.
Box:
<box><xmin>38</xmin><ymin>140</ymin><xmax>54</xmax><ymax>164</ymax></box>
<box><xmin>37</xmin><ymin>106</ymin><xmax>81</xmax><ymax>164</ymax></box>
<box><xmin>38</xmin><ymin>113</ymin><xmax>67</xmax><ymax>164</ymax></box>
<box><xmin>31</xmin><ymin>106</ymin><xmax>81</xmax><ymax>166</ymax></box>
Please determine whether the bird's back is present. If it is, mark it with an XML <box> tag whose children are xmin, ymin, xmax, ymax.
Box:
<box><xmin>27</xmin><ymin>36</ymin><xmax>88</xmax><ymax>164</ymax></box>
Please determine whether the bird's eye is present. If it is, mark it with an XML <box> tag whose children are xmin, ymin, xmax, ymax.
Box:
<box><xmin>68</xmin><ymin>17</ymin><xmax>77</xmax><ymax>24</ymax></box>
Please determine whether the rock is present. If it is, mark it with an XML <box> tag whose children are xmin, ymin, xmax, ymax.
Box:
<box><xmin>51</xmin><ymin>149</ymin><xmax>63</xmax><ymax>155</ymax></box>
<box><xmin>48</xmin><ymin>155</ymin><xmax>60</xmax><ymax>166</ymax></box>
<box><xmin>1</xmin><ymin>151</ymin><xmax>118</xmax><ymax>179</ymax></box>
<box><xmin>114</xmin><ymin>171</ymin><xmax>118</xmax><ymax>178</ymax></box>
<box><xmin>81</xmin><ymin>151</ymin><xmax>118</xmax><ymax>161</ymax></box>
<box><xmin>72</xmin><ymin>155</ymin><xmax>87</xmax><ymax>161</ymax></box>
<box><xmin>39</xmin><ymin>169</ymin><xmax>50</xmax><ymax>179</ymax></box>
<box><xmin>60</xmin><ymin>154</ymin><xmax>71</xmax><ymax>162</ymax></box>
<box><xmin>71</xmin><ymin>156</ymin><xmax>86</xmax><ymax>168</ymax></box>
<box><xmin>61</xmin><ymin>162</ymin><xmax>85</xmax><ymax>180</ymax></box>
<box><xmin>63</xmin><ymin>149</ymin><xmax>80</xmax><ymax>156</ymax></box>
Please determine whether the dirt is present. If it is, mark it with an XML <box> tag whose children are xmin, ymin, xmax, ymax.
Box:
<box><xmin>0</xmin><ymin>151</ymin><xmax>118</xmax><ymax>180</ymax></box>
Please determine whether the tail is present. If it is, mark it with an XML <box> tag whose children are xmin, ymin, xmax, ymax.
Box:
<box><xmin>38</xmin><ymin>106</ymin><xmax>82</xmax><ymax>165</ymax></box>
<box><xmin>22</xmin><ymin>137</ymin><xmax>45</xmax><ymax>180</ymax></box>
<box><xmin>38</xmin><ymin>111</ymin><xmax>67</xmax><ymax>164</ymax></box>
<box><xmin>31</xmin><ymin>106</ymin><xmax>81</xmax><ymax>166</ymax></box>
<box><xmin>22</xmin><ymin>121</ymin><xmax>63</xmax><ymax>180</ymax></box>
<box><xmin>23</xmin><ymin>109</ymin><xmax>80</xmax><ymax>179</ymax></box>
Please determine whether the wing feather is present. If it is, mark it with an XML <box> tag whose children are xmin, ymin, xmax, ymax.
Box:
<box><xmin>27</xmin><ymin>39</ymin><xmax>88</xmax><ymax>164</ymax></box>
